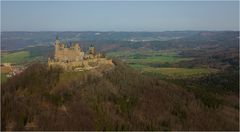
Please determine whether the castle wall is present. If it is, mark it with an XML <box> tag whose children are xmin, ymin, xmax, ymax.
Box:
<box><xmin>48</xmin><ymin>60</ymin><xmax>84</xmax><ymax>70</ymax></box>
<box><xmin>54</xmin><ymin>44</ymin><xmax>84</xmax><ymax>62</ymax></box>
<box><xmin>48</xmin><ymin>57</ymin><xmax>114</xmax><ymax>71</ymax></box>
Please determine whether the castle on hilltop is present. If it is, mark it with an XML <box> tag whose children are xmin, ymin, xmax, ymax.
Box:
<box><xmin>48</xmin><ymin>35</ymin><xmax>113</xmax><ymax>71</ymax></box>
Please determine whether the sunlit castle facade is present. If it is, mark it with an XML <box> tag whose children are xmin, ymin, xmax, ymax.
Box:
<box><xmin>48</xmin><ymin>35</ymin><xmax>113</xmax><ymax>71</ymax></box>
<box><xmin>53</xmin><ymin>35</ymin><xmax>85</xmax><ymax>62</ymax></box>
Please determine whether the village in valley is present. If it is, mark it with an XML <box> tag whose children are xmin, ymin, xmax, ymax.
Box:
<box><xmin>1</xmin><ymin>63</ymin><xmax>26</xmax><ymax>78</ymax></box>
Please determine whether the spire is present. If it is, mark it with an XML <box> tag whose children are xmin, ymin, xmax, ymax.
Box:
<box><xmin>56</xmin><ymin>33</ymin><xmax>59</xmax><ymax>40</ymax></box>
<box><xmin>55</xmin><ymin>33</ymin><xmax>60</xmax><ymax>45</ymax></box>
<box><xmin>88</xmin><ymin>44</ymin><xmax>95</xmax><ymax>54</ymax></box>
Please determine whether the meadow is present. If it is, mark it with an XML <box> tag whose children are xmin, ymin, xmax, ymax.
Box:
<box><xmin>1</xmin><ymin>45</ymin><xmax>50</xmax><ymax>65</ymax></box>
<box><xmin>107</xmin><ymin>50</ymin><xmax>214</xmax><ymax>79</ymax></box>
<box><xmin>133</xmin><ymin>66</ymin><xmax>218</xmax><ymax>79</ymax></box>
<box><xmin>1</xmin><ymin>51</ymin><xmax>30</xmax><ymax>64</ymax></box>
<box><xmin>126</xmin><ymin>56</ymin><xmax>192</xmax><ymax>64</ymax></box>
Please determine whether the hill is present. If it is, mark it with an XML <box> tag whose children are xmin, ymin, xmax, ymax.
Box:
<box><xmin>1</xmin><ymin>31</ymin><xmax>239</xmax><ymax>130</ymax></box>
<box><xmin>1</xmin><ymin>61</ymin><xmax>238</xmax><ymax>131</ymax></box>
<box><xmin>2</xmin><ymin>31</ymin><xmax>238</xmax><ymax>51</ymax></box>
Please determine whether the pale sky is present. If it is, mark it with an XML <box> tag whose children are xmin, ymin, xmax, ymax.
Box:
<box><xmin>1</xmin><ymin>1</ymin><xmax>239</xmax><ymax>31</ymax></box>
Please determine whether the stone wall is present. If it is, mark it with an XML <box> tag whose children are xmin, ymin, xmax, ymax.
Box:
<box><xmin>54</xmin><ymin>43</ymin><xmax>84</xmax><ymax>62</ymax></box>
<box><xmin>48</xmin><ymin>58</ymin><xmax>114</xmax><ymax>71</ymax></box>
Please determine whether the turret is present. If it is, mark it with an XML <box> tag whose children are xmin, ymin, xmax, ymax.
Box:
<box><xmin>55</xmin><ymin>33</ymin><xmax>60</xmax><ymax>45</ymax></box>
<box><xmin>88</xmin><ymin>44</ymin><xmax>95</xmax><ymax>55</ymax></box>
<box><xmin>73</xmin><ymin>43</ymin><xmax>81</xmax><ymax>51</ymax></box>
<box><xmin>54</xmin><ymin>34</ymin><xmax>61</xmax><ymax>60</ymax></box>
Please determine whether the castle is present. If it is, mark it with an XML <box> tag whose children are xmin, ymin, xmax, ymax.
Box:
<box><xmin>48</xmin><ymin>35</ymin><xmax>113</xmax><ymax>71</ymax></box>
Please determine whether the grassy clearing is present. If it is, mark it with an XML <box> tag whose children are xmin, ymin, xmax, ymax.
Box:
<box><xmin>127</xmin><ymin>56</ymin><xmax>192</xmax><ymax>64</ymax></box>
<box><xmin>108</xmin><ymin>50</ymin><xmax>202</xmax><ymax>78</ymax></box>
<box><xmin>130</xmin><ymin>64</ymin><xmax>218</xmax><ymax>78</ymax></box>
<box><xmin>129</xmin><ymin>64</ymin><xmax>149</xmax><ymax>70</ymax></box>
<box><xmin>107</xmin><ymin>50</ymin><xmax>177</xmax><ymax>58</ymax></box>
<box><xmin>144</xmin><ymin>67</ymin><xmax>218</xmax><ymax>78</ymax></box>
<box><xmin>107</xmin><ymin>50</ymin><xmax>192</xmax><ymax>65</ymax></box>
<box><xmin>1</xmin><ymin>51</ymin><xmax>30</xmax><ymax>64</ymax></box>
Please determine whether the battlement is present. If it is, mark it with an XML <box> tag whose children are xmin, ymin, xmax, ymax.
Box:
<box><xmin>54</xmin><ymin>41</ymin><xmax>84</xmax><ymax>62</ymax></box>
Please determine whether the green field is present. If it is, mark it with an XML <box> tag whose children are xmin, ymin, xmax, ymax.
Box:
<box><xmin>130</xmin><ymin>64</ymin><xmax>218</xmax><ymax>78</ymax></box>
<box><xmin>107</xmin><ymin>50</ymin><xmax>192</xmax><ymax>64</ymax></box>
<box><xmin>107</xmin><ymin>50</ymin><xmax>177</xmax><ymax>58</ymax></box>
<box><xmin>147</xmin><ymin>67</ymin><xmax>217</xmax><ymax>77</ymax></box>
<box><xmin>1</xmin><ymin>46</ymin><xmax>48</xmax><ymax>64</ymax></box>
<box><xmin>1</xmin><ymin>51</ymin><xmax>30</xmax><ymax>64</ymax></box>
<box><xmin>107</xmin><ymin>50</ymin><xmax>217</xmax><ymax>79</ymax></box>
<box><xmin>126</xmin><ymin>56</ymin><xmax>192</xmax><ymax>64</ymax></box>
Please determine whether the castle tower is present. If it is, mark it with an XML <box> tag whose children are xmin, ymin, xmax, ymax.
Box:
<box><xmin>88</xmin><ymin>44</ymin><xmax>95</xmax><ymax>55</ymax></box>
<box><xmin>54</xmin><ymin>33</ymin><xmax>63</xmax><ymax>61</ymax></box>
<box><xmin>73</xmin><ymin>43</ymin><xmax>80</xmax><ymax>51</ymax></box>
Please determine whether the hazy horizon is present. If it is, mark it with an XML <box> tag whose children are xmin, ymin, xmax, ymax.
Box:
<box><xmin>1</xmin><ymin>1</ymin><xmax>239</xmax><ymax>31</ymax></box>
<box><xmin>1</xmin><ymin>30</ymin><xmax>239</xmax><ymax>32</ymax></box>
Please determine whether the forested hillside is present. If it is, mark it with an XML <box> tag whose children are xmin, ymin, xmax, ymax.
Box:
<box><xmin>1</xmin><ymin>61</ymin><xmax>238</xmax><ymax>131</ymax></box>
